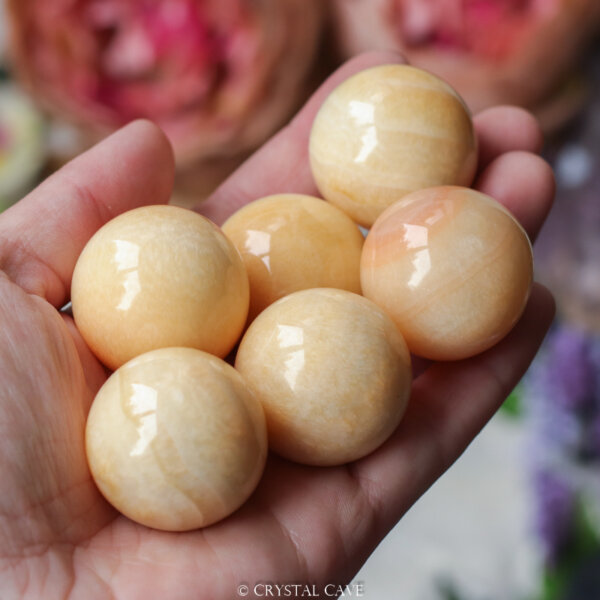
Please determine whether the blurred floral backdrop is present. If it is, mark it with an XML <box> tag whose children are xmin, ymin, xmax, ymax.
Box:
<box><xmin>2</xmin><ymin>0</ymin><xmax>325</xmax><ymax>204</ymax></box>
<box><xmin>2</xmin><ymin>2</ymin><xmax>600</xmax><ymax>599</ymax></box>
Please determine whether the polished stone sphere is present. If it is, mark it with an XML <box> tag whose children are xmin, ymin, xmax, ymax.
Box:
<box><xmin>361</xmin><ymin>186</ymin><xmax>533</xmax><ymax>361</ymax></box>
<box><xmin>309</xmin><ymin>64</ymin><xmax>478</xmax><ymax>227</ymax></box>
<box><xmin>222</xmin><ymin>194</ymin><xmax>364</xmax><ymax>321</ymax></box>
<box><xmin>86</xmin><ymin>347</ymin><xmax>267</xmax><ymax>531</ymax></box>
<box><xmin>235</xmin><ymin>288</ymin><xmax>412</xmax><ymax>466</ymax></box>
<box><xmin>71</xmin><ymin>205</ymin><xmax>249</xmax><ymax>370</ymax></box>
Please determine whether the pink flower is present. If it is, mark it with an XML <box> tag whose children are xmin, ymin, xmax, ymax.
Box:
<box><xmin>331</xmin><ymin>0</ymin><xmax>600</xmax><ymax>129</ymax></box>
<box><xmin>7</xmin><ymin>0</ymin><xmax>323</xmax><ymax>165</ymax></box>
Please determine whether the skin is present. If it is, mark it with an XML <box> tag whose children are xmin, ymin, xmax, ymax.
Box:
<box><xmin>0</xmin><ymin>52</ymin><xmax>555</xmax><ymax>599</ymax></box>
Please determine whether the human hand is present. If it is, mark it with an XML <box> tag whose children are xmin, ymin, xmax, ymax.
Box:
<box><xmin>0</xmin><ymin>52</ymin><xmax>554</xmax><ymax>599</ymax></box>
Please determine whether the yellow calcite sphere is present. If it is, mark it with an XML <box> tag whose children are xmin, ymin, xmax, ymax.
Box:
<box><xmin>86</xmin><ymin>347</ymin><xmax>267</xmax><ymax>531</ymax></box>
<box><xmin>222</xmin><ymin>194</ymin><xmax>364</xmax><ymax>321</ymax></box>
<box><xmin>309</xmin><ymin>64</ymin><xmax>478</xmax><ymax>227</ymax></box>
<box><xmin>71</xmin><ymin>205</ymin><xmax>249</xmax><ymax>370</ymax></box>
<box><xmin>361</xmin><ymin>186</ymin><xmax>533</xmax><ymax>361</ymax></box>
<box><xmin>235</xmin><ymin>288</ymin><xmax>412</xmax><ymax>466</ymax></box>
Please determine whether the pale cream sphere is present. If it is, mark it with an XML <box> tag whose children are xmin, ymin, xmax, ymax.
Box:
<box><xmin>361</xmin><ymin>186</ymin><xmax>533</xmax><ymax>361</ymax></box>
<box><xmin>235</xmin><ymin>288</ymin><xmax>412</xmax><ymax>466</ymax></box>
<box><xmin>309</xmin><ymin>64</ymin><xmax>478</xmax><ymax>227</ymax></box>
<box><xmin>86</xmin><ymin>347</ymin><xmax>267</xmax><ymax>531</ymax></box>
<box><xmin>222</xmin><ymin>194</ymin><xmax>364</xmax><ymax>322</ymax></box>
<box><xmin>71</xmin><ymin>205</ymin><xmax>249</xmax><ymax>370</ymax></box>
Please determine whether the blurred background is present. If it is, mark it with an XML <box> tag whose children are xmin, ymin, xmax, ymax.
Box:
<box><xmin>1</xmin><ymin>2</ymin><xmax>600</xmax><ymax>598</ymax></box>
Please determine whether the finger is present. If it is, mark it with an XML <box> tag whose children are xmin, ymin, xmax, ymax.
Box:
<box><xmin>474</xmin><ymin>106</ymin><xmax>544</xmax><ymax>171</ymax></box>
<box><xmin>0</xmin><ymin>120</ymin><xmax>175</xmax><ymax>307</ymax></box>
<box><xmin>475</xmin><ymin>150</ymin><xmax>555</xmax><ymax>241</ymax></box>
<box><xmin>199</xmin><ymin>51</ymin><xmax>408</xmax><ymax>224</ymax></box>
<box><xmin>351</xmin><ymin>283</ymin><xmax>555</xmax><ymax>535</ymax></box>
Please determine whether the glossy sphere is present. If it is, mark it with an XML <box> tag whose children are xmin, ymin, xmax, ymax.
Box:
<box><xmin>86</xmin><ymin>347</ymin><xmax>267</xmax><ymax>531</ymax></box>
<box><xmin>71</xmin><ymin>205</ymin><xmax>249</xmax><ymax>370</ymax></box>
<box><xmin>235</xmin><ymin>288</ymin><xmax>412</xmax><ymax>466</ymax></box>
<box><xmin>222</xmin><ymin>194</ymin><xmax>364</xmax><ymax>321</ymax></box>
<box><xmin>309</xmin><ymin>64</ymin><xmax>478</xmax><ymax>227</ymax></box>
<box><xmin>361</xmin><ymin>186</ymin><xmax>533</xmax><ymax>361</ymax></box>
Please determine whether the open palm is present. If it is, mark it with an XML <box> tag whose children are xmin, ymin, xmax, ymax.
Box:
<box><xmin>0</xmin><ymin>52</ymin><xmax>555</xmax><ymax>599</ymax></box>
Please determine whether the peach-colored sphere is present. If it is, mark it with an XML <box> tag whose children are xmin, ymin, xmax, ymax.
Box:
<box><xmin>222</xmin><ymin>194</ymin><xmax>364</xmax><ymax>321</ymax></box>
<box><xmin>309</xmin><ymin>64</ymin><xmax>478</xmax><ymax>227</ymax></box>
<box><xmin>71</xmin><ymin>205</ymin><xmax>249</xmax><ymax>370</ymax></box>
<box><xmin>86</xmin><ymin>347</ymin><xmax>267</xmax><ymax>531</ymax></box>
<box><xmin>361</xmin><ymin>186</ymin><xmax>533</xmax><ymax>361</ymax></box>
<box><xmin>235</xmin><ymin>288</ymin><xmax>412</xmax><ymax>466</ymax></box>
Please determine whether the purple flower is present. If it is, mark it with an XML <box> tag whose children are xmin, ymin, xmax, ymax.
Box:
<box><xmin>532</xmin><ymin>468</ymin><xmax>576</xmax><ymax>566</ymax></box>
<box><xmin>545</xmin><ymin>327</ymin><xmax>595</xmax><ymax>412</ymax></box>
<box><xmin>523</xmin><ymin>321</ymin><xmax>600</xmax><ymax>565</ymax></box>
<box><xmin>524</xmin><ymin>323</ymin><xmax>600</xmax><ymax>463</ymax></box>
<box><xmin>524</xmin><ymin>341</ymin><xmax>581</xmax><ymax>460</ymax></box>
